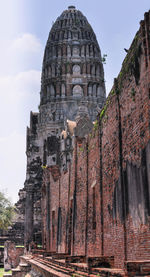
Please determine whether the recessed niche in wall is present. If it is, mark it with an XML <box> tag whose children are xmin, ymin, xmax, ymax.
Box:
<box><xmin>73</xmin><ymin>85</ymin><xmax>83</xmax><ymax>98</ymax></box>
<box><xmin>73</xmin><ymin>65</ymin><xmax>80</xmax><ymax>74</ymax></box>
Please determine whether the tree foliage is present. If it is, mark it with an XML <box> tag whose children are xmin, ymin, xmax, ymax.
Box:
<box><xmin>0</xmin><ymin>191</ymin><xmax>14</xmax><ymax>230</ymax></box>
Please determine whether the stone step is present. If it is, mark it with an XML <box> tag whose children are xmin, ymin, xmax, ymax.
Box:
<box><xmin>23</xmin><ymin>254</ymin><xmax>126</xmax><ymax>277</ymax></box>
<box><xmin>73</xmin><ymin>270</ymin><xmax>89</xmax><ymax>276</ymax></box>
<box><xmin>33</xmin><ymin>258</ymin><xmax>99</xmax><ymax>277</ymax></box>
<box><xmin>39</xmin><ymin>255</ymin><xmax>122</xmax><ymax>276</ymax></box>
<box><xmin>19</xmin><ymin>263</ymin><xmax>31</xmax><ymax>272</ymax></box>
<box><xmin>12</xmin><ymin>265</ymin><xmax>29</xmax><ymax>277</ymax></box>
<box><xmin>43</xmin><ymin>259</ymin><xmax>73</xmax><ymax>274</ymax></box>
<box><xmin>91</xmin><ymin>267</ymin><xmax>125</xmax><ymax>277</ymax></box>
<box><xmin>35</xmin><ymin>256</ymin><xmax>100</xmax><ymax>276</ymax></box>
<box><xmin>65</xmin><ymin>256</ymin><xmax>86</xmax><ymax>264</ymax></box>
<box><xmin>25</xmin><ymin>258</ymin><xmax>72</xmax><ymax>277</ymax></box>
<box><xmin>46</xmin><ymin>257</ymin><xmax>66</xmax><ymax>267</ymax></box>
<box><xmin>34</xmin><ymin>256</ymin><xmax>74</xmax><ymax>275</ymax></box>
<box><xmin>75</xmin><ymin>273</ymin><xmax>97</xmax><ymax>277</ymax></box>
<box><xmin>3</xmin><ymin>274</ymin><xmax>12</xmax><ymax>277</ymax></box>
<box><xmin>11</xmin><ymin>267</ymin><xmax>23</xmax><ymax>277</ymax></box>
<box><xmin>87</xmin><ymin>256</ymin><xmax>114</xmax><ymax>269</ymax></box>
<box><xmin>126</xmin><ymin>260</ymin><xmax>150</xmax><ymax>276</ymax></box>
<box><xmin>69</xmin><ymin>262</ymin><xmax>88</xmax><ymax>273</ymax></box>
<box><xmin>19</xmin><ymin>257</ymin><xmax>28</xmax><ymax>264</ymax></box>
<box><xmin>19</xmin><ymin>255</ymin><xmax>32</xmax><ymax>265</ymax></box>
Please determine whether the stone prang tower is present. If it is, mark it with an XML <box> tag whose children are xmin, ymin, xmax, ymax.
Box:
<box><xmin>16</xmin><ymin>6</ymin><xmax>106</xmax><ymax>245</ymax></box>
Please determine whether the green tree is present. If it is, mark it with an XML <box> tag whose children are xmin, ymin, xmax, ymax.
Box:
<box><xmin>0</xmin><ymin>191</ymin><xmax>14</xmax><ymax>230</ymax></box>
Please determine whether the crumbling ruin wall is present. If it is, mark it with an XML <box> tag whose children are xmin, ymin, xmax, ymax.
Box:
<box><xmin>87</xmin><ymin>11</ymin><xmax>150</xmax><ymax>268</ymax></box>
<box><xmin>72</xmin><ymin>138</ymin><xmax>88</xmax><ymax>256</ymax></box>
<box><xmin>118</xmin><ymin>12</ymin><xmax>150</xmax><ymax>262</ymax></box>
<box><xmin>42</xmin><ymin>10</ymin><xmax>150</xmax><ymax>270</ymax></box>
<box><xmin>4</xmin><ymin>241</ymin><xmax>24</xmax><ymax>270</ymax></box>
<box><xmin>24</xmin><ymin>112</ymin><xmax>43</xmax><ymax>246</ymax></box>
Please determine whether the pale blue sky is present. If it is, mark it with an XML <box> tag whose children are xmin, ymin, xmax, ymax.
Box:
<box><xmin>0</xmin><ymin>0</ymin><xmax>149</xmax><ymax>203</ymax></box>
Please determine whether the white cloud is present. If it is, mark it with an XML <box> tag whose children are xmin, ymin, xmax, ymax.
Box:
<box><xmin>0</xmin><ymin>131</ymin><xmax>26</xmax><ymax>204</ymax></box>
<box><xmin>0</xmin><ymin>70</ymin><xmax>41</xmax><ymax>135</ymax></box>
<box><xmin>0</xmin><ymin>30</ymin><xmax>43</xmax><ymax>203</ymax></box>
<box><xmin>0</xmin><ymin>33</ymin><xmax>43</xmax><ymax>75</ymax></box>
<box><xmin>0</xmin><ymin>70</ymin><xmax>41</xmax><ymax>203</ymax></box>
<box><xmin>12</xmin><ymin>33</ymin><xmax>42</xmax><ymax>53</ymax></box>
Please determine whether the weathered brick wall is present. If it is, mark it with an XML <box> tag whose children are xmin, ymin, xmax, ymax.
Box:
<box><xmin>46</xmin><ymin>168</ymin><xmax>60</xmax><ymax>252</ymax></box>
<box><xmin>119</xmin><ymin>14</ymin><xmax>150</xmax><ymax>262</ymax></box>
<box><xmin>72</xmin><ymin>139</ymin><xmax>87</xmax><ymax>256</ymax></box>
<box><xmin>87</xmin><ymin>11</ymin><xmax>149</xmax><ymax>268</ymax></box>
<box><xmin>42</xmin><ymin>10</ymin><xmax>150</xmax><ymax>270</ymax></box>
<box><xmin>99</xmin><ymin>91</ymin><xmax>125</xmax><ymax>269</ymax></box>
<box><xmin>87</xmin><ymin>131</ymin><xmax>102</xmax><ymax>257</ymax></box>
<box><xmin>59</xmin><ymin>170</ymin><xmax>70</xmax><ymax>253</ymax></box>
<box><xmin>42</xmin><ymin>169</ymin><xmax>49</xmax><ymax>250</ymax></box>
<box><xmin>4</xmin><ymin>241</ymin><xmax>24</xmax><ymax>270</ymax></box>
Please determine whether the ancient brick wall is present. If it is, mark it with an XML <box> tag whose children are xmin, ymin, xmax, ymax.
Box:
<box><xmin>58</xmin><ymin>170</ymin><xmax>69</xmax><ymax>253</ymax></box>
<box><xmin>42</xmin><ymin>10</ymin><xmax>150</xmax><ymax>270</ymax></box>
<box><xmin>87</xmin><ymin>131</ymin><xmax>102</xmax><ymax>257</ymax></box>
<box><xmin>4</xmin><ymin>241</ymin><xmax>24</xmax><ymax>270</ymax></box>
<box><xmin>72</xmin><ymin>139</ymin><xmax>87</xmax><ymax>256</ymax></box>
<box><xmin>119</xmin><ymin>13</ymin><xmax>150</xmax><ymax>262</ymax></box>
<box><xmin>87</xmin><ymin>11</ymin><xmax>149</xmax><ymax>268</ymax></box>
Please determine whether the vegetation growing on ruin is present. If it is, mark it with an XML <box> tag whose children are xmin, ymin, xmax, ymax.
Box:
<box><xmin>41</xmin><ymin>165</ymin><xmax>48</xmax><ymax>169</ymax></box>
<box><xmin>79</xmin><ymin>146</ymin><xmax>84</xmax><ymax>152</ymax></box>
<box><xmin>117</xmin><ymin>31</ymin><xmax>141</xmax><ymax>90</ymax></box>
<box><xmin>0</xmin><ymin>192</ymin><xmax>14</xmax><ymax>230</ymax></box>
<box><xmin>99</xmin><ymin>95</ymin><xmax>112</xmax><ymax>121</ymax></box>
<box><xmin>93</xmin><ymin>120</ymin><xmax>98</xmax><ymax>131</ymax></box>
<box><xmin>98</xmin><ymin>31</ymin><xmax>141</xmax><ymax>125</ymax></box>
<box><xmin>101</xmin><ymin>54</ymin><xmax>107</xmax><ymax>64</ymax></box>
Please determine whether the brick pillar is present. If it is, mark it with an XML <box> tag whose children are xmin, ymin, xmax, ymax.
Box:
<box><xmin>46</xmin><ymin>182</ymin><xmax>50</xmax><ymax>251</ymax></box>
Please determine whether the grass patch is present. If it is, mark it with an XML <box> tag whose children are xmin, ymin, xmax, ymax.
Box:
<box><xmin>0</xmin><ymin>245</ymin><xmax>24</xmax><ymax>249</ymax></box>
<box><xmin>0</xmin><ymin>268</ymin><xmax>12</xmax><ymax>277</ymax></box>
